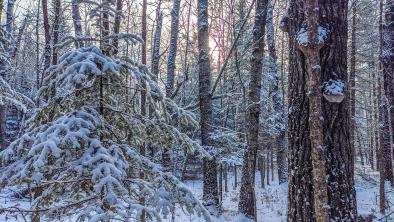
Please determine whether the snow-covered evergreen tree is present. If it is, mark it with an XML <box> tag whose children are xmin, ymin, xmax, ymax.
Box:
<box><xmin>0</xmin><ymin>45</ymin><xmax>211</xmax><ymax>221</ymax></box>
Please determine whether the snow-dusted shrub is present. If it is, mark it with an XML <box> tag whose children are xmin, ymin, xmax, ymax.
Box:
<box><xmin>0</xmin><ymin>46</ymin><xmax>210</xmax><ymax>221</ymax></box>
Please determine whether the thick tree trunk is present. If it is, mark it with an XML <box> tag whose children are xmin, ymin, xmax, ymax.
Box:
<box><xmin>283</xmin><ymin>0</ymin><xmax>357</xmax><ymax>220</ymax></box>
<box><xmin>197</xmin><ymin>0</ymin><xmax>219</xmax><ymax>211</ymax></box>
<box><xmin>266</xmin><ymin>0</ymin><xmax>287</xmax><ymax>184</ymax></box>
<box><xmin>238</xmin><ymin>0</ymin><xmax>268</xmax><ymax>220</ymax></box>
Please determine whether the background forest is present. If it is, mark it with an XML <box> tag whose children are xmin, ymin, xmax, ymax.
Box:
<box><xmin>0</xmin><ymin>0</ymin><xmax>393</xmax><ymax>221</ymax></box>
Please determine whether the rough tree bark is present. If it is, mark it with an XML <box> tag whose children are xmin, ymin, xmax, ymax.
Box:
<box><xmin>41</xmin><ymin>0</ymin><xmax>51</xmax><ymax>84</ymax></box>
<box><xmin>382</xmin><ymin>0</ymin><xmax>394</xmax><ymax>164</ymax></box>
<box><xmin>163</xmin><ymin>0</ymin><xmax>181</xmax><ymax>169</ymax></box>
<box><xmin>197</xmin><ymin>0</ymin><xmax>219</xmax><ymax>211</ymax></box>
<box><xmin>283</xmin><ymin>0</ymin><xmax>357</xmax><ymax>220</ymax></box>
<box><xmin>349</xmin><ymin>0</ymin><xmax>357</xmax><ymax>158</ymax></box>
<box><xmin>151</xmin><ymin>11</ymin><xmax>163</xmax><ymax>82</ymax></box>
<box><xmin>11</xmin><ymin>15</ymin><xmax>28</xmax><ymax>58</ymax></box>
<box><xmin>140</xmin><ymin>0</ymin><xmax>147</xmax><ymax>221</ymax></box>
<box><xmin>0</xmin><ymin>0</ymin><xmax>6</xmax><ymax>150</ymax></box>
<box><xmin>238</xmin><ymin>0</ymin><xmax>268</xmax><ymax>220</ymax></box>
<box><xmin>379</xmin><ymin>0</ymin><xmax>394</xmax><ymax>213</ymax></box>
<box><xmin>166</xmin><ymin>0</ymin><xmax>181</xmax><ymax>97</ymax></box>
<box><xmin>379</xmin><ymin>1</ymin><xmax>394</xmax><ymax>186</ymax></box>
<box><xmin>5</xmin><ymin>0</ymin><xmax>14</xmax><ymax>35</ymax></box>
<box><xmin>71</xmin><ymin>0</ymin><xmax>83</xmax><ymax>47</ymax></box>
<box><xmin>266</xmin><ymin>0</ymin><xmax>288</xmax><ymax>184</ymax></box>
<box><xmin>113</xmin><ymin>0</ymin><xmax>123</xmax><ymax>55</ymax></box>
<box><xmin>51</xmin><ymin>0</ymin><xmax>61</xmax><ymax>65</ymax></box>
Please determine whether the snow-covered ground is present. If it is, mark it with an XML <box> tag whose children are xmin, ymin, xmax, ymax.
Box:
<box><xmin>168</xmin><ymin>166</ymin><xmax>394</xmax><ymax>222</ymax></box>
<box><xmin>1</xmin><ymin>166</ymin><xmax>393</xmax><ymax>221</ymax></box>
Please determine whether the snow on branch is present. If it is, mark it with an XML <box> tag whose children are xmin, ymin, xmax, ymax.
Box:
<box><xmin>0</xmin><ymin>45</ymin><xmax>211</xmax><ymax>221</ymax></box>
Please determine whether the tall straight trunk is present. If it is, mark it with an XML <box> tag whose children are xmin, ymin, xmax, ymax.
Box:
<box><xmin>349</xmin><ymin>0</ymin><xmax>357</xmax><ymax>157</ymax></box>
<box><xmin>41</xmin><ymin>0</ymin><xmax>51</xmax><ymax>84</ymax></box>
<box><xmin>0</xmin><ymin>1</ymin><xmax>6</xmax><ymax>149</ymax></box>
<box><xmin>283</xmin><ymin>0</ymin><xmax>357</xmax><ymax>220</ymax></box>
<box><xmin>101</xmin><ymin>0</ymin><xmax>110</xmax><ymax>56</ymax></box>
<box><xmin>238</xmin><ymin>0</ymin><xmax>268</xmax><ymax>220</ymax></box>
<box><xmin>11</xmin><ymin>15</ymin><xmax>27</xmax><ymax>58</ymax></box>
<box><xmin>382</xmin><ymin>0</ymin><xmax>394</xmax><ymax>162</ymax></box>
<box><xmin>51</xmin><ymin>0</ymin><xmax>61</xmax><ymax>65</ymax></box>
<box><xmin>379</xmin><ymin>0</ymin><xmax>394</xmax><ymax>185</ymax></box>
<box><xmin>71</xmin><ymin>0</ymin><xmax>83</xmax><ymax>47</ymax></box>
<box><xmin>197</xmin><ymin>0</ymin><xmax>219</xmax><ymax>210</ymax></box>
<box><xmin>151</xmin><ymin>10</ymin><xmax>163</xmax><ymax>81</ymax></box>
<box><xmin>113</xmin><ymin>0</ymin><xmax>123</xmax><ymax>55</ymax></box>
<box><xmin>266</xmin><ymin>0</ymin><xmax>287</xmax><ymax>184</ymax></box>
<box><xmin>300</xmin><ymin>1</ymin><xmax>329</xmax><ymax>219</ymax></box>
<box><xmin>140</xmin><ymin>1</ymin><xmax>147</xmax><ymax>221</ymax></box>
<box><xmin>166</xmin><ymin>0</ymin><xmax>181</xmax><ymax>97</ymax></box>
<box><xmin>162</xmin><ymin>0</ymin><xmax>181</xmax><ymax>169</ymax></box>
<box><xmin>5</xmin><ymin>0</ymin><xmax>14</xmax><ymax>35</ymax></box>
<box><xmin>0</xmin><ymin>1</ymin><xmax>3</xmax><ymax>22</ymax></box>
<box><xmin>35</xmin><ymin>0</ymin><xmax>40</xmax><ymax>90</ymax></box>
<box><xmin>141</xmin><ymin>0</ymin><xmax>147</xmax><ymax>117</ymax></box>
<box><xmin>0</xmin><ymin>105</ymin><xmax>5</xmax><ymax>149</ymax></box>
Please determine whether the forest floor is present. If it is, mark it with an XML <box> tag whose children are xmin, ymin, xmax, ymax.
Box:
<box><xmin>0</xmin><ymin>165</ymin><xmax>392</xmax><ymax>221</ymax></box>
<box><xmin>168</xmin><ymin>164</ymin><xmax>394</xmax><ymax>222</ymax></box>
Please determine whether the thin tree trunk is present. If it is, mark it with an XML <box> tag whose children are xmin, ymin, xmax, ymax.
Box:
<box><xmin>35</xmin><ymin>0</ymin><xmax>41</xmax><ymax>90</ymax></box>
<box><xmin>140</xmin><ymin>1</ymin><xmax>147</xmax><ymax>221</ymax></box>
<box><xmin>5</xmin><ymin>0</ymin><xmax>14</xmax><ymax>35</ymax></box>
<box><xmin>51</xmin><ymin>0</ymin><xmax>61</xmax><ymax>65</ymax></box>
<box><xmin>382</xmin><ymin>0</ymin><xmax>394</xmax><ymax>169</ymax></box>
<box><xmin>0</xmin><ymin>104</ymin><xmax>5</xmax><ymax>150</ymax></box>
<box><xmin>234</xmin><ymin>164</ymin><xmax>237</xmax><ymax>190</ymax></box>
<box><xmin>41</xmin><ymin>0</ymin><xmax>51</xmax><ymax>86</ymax></box>
<box><xmin>266</xmin><ymin>152</ymin><xmax>270</xmax><ymax>186</ymax></box>
<box><xmin>238</xmin><ymin>0</ymin><xmax>268</xmax><ymax>219</ymax></box>
<box><xmin>266</xmin><ymin>0</ymin><xmax>287</xmax><ymax>184</ymax></box>
<box><xmin>349</xmin><ymin>0</ymin><xmax>357</xmax><ymax>159</ymax></box>
<box><xmin>0</xmin><ymin>0</ymin><xmax>6</xmax><ymax>148</ymax></box>
<box><xmin>219</xmin><ymin>164</ymin><xmax>223</xmax><ymax>204</ymax></box>
<box><xmin>151</xmin><ymin>11</ymin><xmax>163</xmax><ymax>81</ymax></box>
<box><xmin>260</xmin><ymin>156</ymin><xmax>265</xmax><ymax>188</ymax></box>
<box><xmin>379</xmin><ymin>0</ymin><xmax>394</xmax><ymax>184</ymax></box>
<box><xmin>71</xmin><ymin>0</ymin><xmax>83</xmax><ymax>47</ymax></box>
<box><xmin>113</xmin><ymin>0</ymin><xmax>123</xmax><ymax>55</ymax></box>
<box><xmin>224</xmin><ymin>163</ymin><xmax>228</xmax><ymax>192</ymax></box>
<box><xmin>198</xmin><ymin>0</ymin><xmax>219</xmax><ymax>211</ymax></box>
<box><xmin>166</xmin><ymin>0</ymin><xmax>181</xmax><ymax>97</ymax></box>
<box><xmin>162</xmin><ymin>0</ymin><xmax>181</xmax><ymax>168</ymax></box>
<box><xmin>11</xmin><ymin>15</ymin><xmax>28</xmax><ymax>58</ymax></box>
